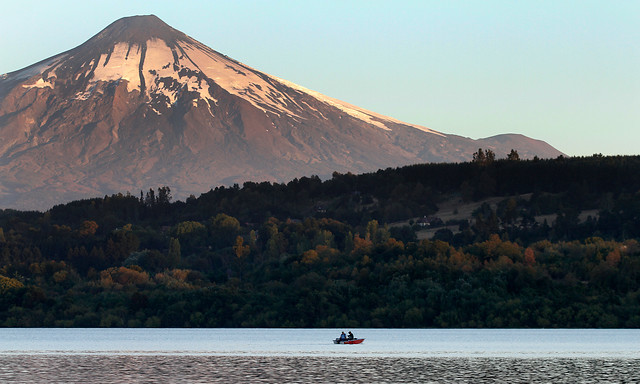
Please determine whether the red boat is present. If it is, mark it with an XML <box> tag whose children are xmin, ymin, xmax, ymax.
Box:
<box><xmin>333</xmin><ymin>338</ymin><xmax>364</xmax><ymax>344</ymax></box>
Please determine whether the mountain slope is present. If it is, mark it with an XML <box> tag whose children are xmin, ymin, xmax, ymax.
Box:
<box><xmin>0</xmin><ymin>15</ymin><xmax>563</xmax><ymax>210</ymax></box>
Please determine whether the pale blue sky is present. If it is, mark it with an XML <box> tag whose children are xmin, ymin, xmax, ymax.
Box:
<box><xmin>1</xmin><ymin>1</ymin><xmax>638</xmax><ymax>156</ymax></box>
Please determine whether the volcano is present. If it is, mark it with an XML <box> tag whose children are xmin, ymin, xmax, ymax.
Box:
<box><xmin>0</xmin><ymin>15</ymin><xmax>563</xmax><ymax>210</ymax></box>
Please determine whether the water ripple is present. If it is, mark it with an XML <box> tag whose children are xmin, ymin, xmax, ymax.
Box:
<box><xmin>0</xmin><ymin>355</ymin><xmax>639</xmax><ymax>383</ymax></box>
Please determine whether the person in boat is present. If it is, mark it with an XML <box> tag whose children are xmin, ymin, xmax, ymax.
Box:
<box><xmin>339</xmin><ymin>332</ymin><xmax>347</xmax><ymax>341</ymax></box>
<box><xmin>348</xmin><ymin>331</ymin><xmax>354</xmax><ymax>340</ymax></box>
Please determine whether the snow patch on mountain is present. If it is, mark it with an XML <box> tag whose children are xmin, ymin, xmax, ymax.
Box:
<box><xmin>275</xmin><ymin>76</ymin><xmax>445</xmax><ymax>136</ymax></box>
<box><xmin>177</xmin><ymin>40</ymin><xmax>304</xmax><ymax>118</ymax></box>
<box><xmin>92</xmin><ymin>42</ymin><xmax>143</xmax><ymax>92</ymax></box>
<box><xmin>2</xmin><ymin>54</ymin><xmax>66</xmax><ymax>81</ymax></box>
<box><xmin>14</xmin><ymin>57</ymin><xmax>64</xmax><ymax>87</ymax></box>
<box><xmin>22</xmin><ymin>77</ymin><xmax>54</xmax><ymax>89</ymax></box>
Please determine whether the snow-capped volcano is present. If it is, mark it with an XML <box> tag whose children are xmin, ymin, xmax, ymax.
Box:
<box><xmin>0</xmin><ymin>15</ymin><xmax>562</xmax><ymax>210</ymax></box>
<box><xmin>12</xmin><ymin>15</ymin><xmax>441</xmax><ymax>134</ymax></box>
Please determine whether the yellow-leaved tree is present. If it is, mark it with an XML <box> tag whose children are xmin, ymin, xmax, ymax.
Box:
<box><xmin>0</xmin><ymin>275</ymin><xmax>24</xmax><ymax>294</ymax></box>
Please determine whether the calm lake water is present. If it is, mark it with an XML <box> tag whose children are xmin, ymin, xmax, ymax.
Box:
<box><xmin>0</xmin><ymin>328</ymin><xmax>639</xmax><ymax>383</ymax></box>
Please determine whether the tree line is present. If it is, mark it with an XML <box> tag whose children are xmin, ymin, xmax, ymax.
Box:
<box><xmin>1</xmin><ymin>154</ymin><xmax>640</xmax><ymax>327</ymax></box>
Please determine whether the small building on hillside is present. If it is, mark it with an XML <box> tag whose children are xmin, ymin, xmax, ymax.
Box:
<box><xmin>417</xmin><ymin>216</ymin><xmax>444</xmax><ymax>228</ymax></box>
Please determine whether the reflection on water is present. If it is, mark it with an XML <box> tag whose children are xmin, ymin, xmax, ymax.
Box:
<box><xmin>1</xmin><ymin>329</ymin><xmax>639</xmax><ymax>382</ymax></box>
<box><xmin>0</xmin><ymin>355</ymin><xmax>638</xmax><ymax>383</ymax></box>
<box><xmin>2</xmin><ymin>328</ymin><xmax>639</xmax><ymax>358</ymax></box>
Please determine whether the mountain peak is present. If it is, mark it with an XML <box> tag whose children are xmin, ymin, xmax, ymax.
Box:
<box><xmin>0</xmin><ymin>16</ymin><xmax>564</xmax><ymax>210</ymax></box>
<box><xmin>87</xmin><ymin>15</ymin><xmax>188</xmax><ymax>46</ymax></box>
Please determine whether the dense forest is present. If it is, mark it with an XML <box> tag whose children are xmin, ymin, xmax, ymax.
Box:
<box><xmin>2</xmin><ymin>153</ymin><xmax>640</xmax><ymax>327</ymax></box>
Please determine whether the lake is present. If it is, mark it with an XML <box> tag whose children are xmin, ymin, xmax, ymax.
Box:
<box><xmin>0</xmin><ymin>328</ymin><xmax>638</xmax><ymax>382</ymax></box>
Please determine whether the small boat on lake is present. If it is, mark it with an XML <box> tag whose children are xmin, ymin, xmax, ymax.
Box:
<box><xmin>333</xmin><ymin>338</ymin><xmax>364</xmax><ymax>344</ymax></box>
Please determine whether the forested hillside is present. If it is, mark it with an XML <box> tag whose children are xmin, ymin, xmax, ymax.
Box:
<box><xmin>2</xmin><ymin>154</ymin><xmax>640</xmax><ymax>327</ymax></box>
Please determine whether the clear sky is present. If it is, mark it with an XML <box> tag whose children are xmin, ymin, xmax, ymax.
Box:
<box><xmin>1</xmin><ymin>0</ymin><xmax>638</xmax><ymax>156</ymax></box>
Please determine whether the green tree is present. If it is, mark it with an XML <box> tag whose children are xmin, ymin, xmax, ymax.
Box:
<box><xmin>157</xmin><ymin>186</ymin><xmax>172</xmax><ymax>204</ymax></box>
<box><xmin>209</xmin><ymin>214</ymin><xmax>241</xmax><ymax>248</ymax></box>
<box><xmin>472</xmin><ymin>148</ymin><xmax>486</xmax><ymax>164</ymax></box>
<box><xmin>485</xmin><ymin>149</ymin><xmax>496</xmax><ymax>163</ymax></box>
<box><xmin>175</xmin><ymin>221</ymin><xmax>206</xmax><ymax>236</ymax></box>
<box><xmin>168</xmin><ymin>238</ymin><xmax>181</xmax><ymax>267</ymax></box>
<box><xmin>472</xmin><ymin>148</ymin><xmax>495</xmax><ymax>165</ymax></box>
<box><xmin>366</xmin><ymin>220</ymin><xmax>379</xmax><ymax>243</ymax></box>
